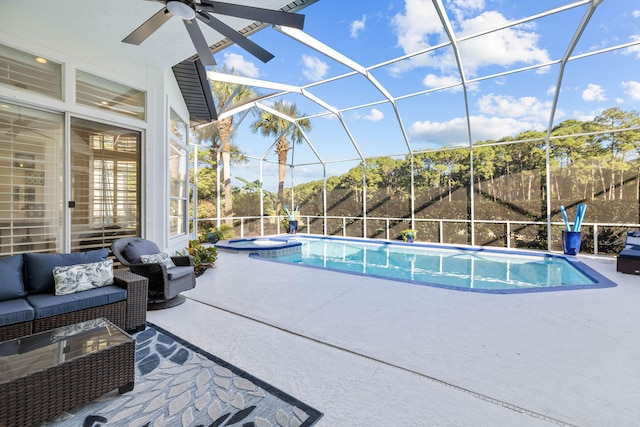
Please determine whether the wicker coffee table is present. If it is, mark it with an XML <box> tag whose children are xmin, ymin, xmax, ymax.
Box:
<box><xmin>0</xmin><ymin>318</ymin><xmax>135</xmax><ymax>427</ymax></box>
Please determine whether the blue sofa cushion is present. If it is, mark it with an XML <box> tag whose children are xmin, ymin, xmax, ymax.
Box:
<box><xmin>167</xmin><ymin>266</ymin><xmax>193</xmax><ymax>280</ymax></box>
<box><xmin>26</xmin><ymin>285</ymin><xmax>126</xmax><ymax>319</ymax></box>
<box><xmin>24</xmin><ymin>249</ymin><xmax>110</xmax><ymax>295</ymax></box>
<box><xmin>123</xmin><ymin>239</ymin><xmax>160</xmax><ymax>264</ymax></box>
<box><xmin>619</xmin><ymin>247</ymin><xmax>640</xmax><ymax>258</ymax></box>
<box><xmin>0</xmin><ymin>298</ymin><xmax>35</xmax><ymax>326</ymax></box>
<box><xmin>0</xmin><ymin>254</ymin><xmax>26</xmax><ymax>301</ymax></box>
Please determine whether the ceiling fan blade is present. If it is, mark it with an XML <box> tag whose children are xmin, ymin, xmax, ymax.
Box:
<box><xmin>199</xmin><ymin>2</ymin><xmax>305</xmax><ymax>30</ymax></box>
<box><xmin>197</xmin><ymin>12</ymin><xmax>274</xmax><ymax>63</ymax></box>
<box><xmin>183</xmin><ymin>19</ymin><xmax>217</xmax><ymax>66</ymax></box>
<box><xmin>123</xmin><ymin>8</ymin><xmax>173</xmax><ymax>45</ymax></box>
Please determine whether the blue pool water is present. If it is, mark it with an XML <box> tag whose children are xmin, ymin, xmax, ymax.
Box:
<box><xmin>255</xmin><ymin>237</ymin><xmax>616</xmax><ymax>294</ymax></box>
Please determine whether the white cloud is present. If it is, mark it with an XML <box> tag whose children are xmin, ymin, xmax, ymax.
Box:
<box><xmin>581</xmin><ymin>83</ymin><xmax>607</xmax><ymax>102</ymax></box>
<box><xmin>222</xmin><ymin>53</ymin><xmax>260</xmax><ymax>78</ymax></box>
<box><xmin>633</xmin><ymin>10</ymin><xmax>640</xmax><ymax>18</ymax></box>
<box><xmin>452</xmin><ymin>0</ymin><xmax>485</xmax><ymax>10</ymax></box>
<box><xmin>420</xmin><ymin>73</ymin><xmax>476</xmax><ymax>92</ymax></box>
<box><xmin>623</xmin><ymin>35</ymin><xmax>640</xmax><ymax>58</ymax></box>
<box><xmin>391</xmin><ymin>0</ymin><xmax>443</xmax><ymax>55</ymax></box>
<box><xmin>572</xmin><ymin>109</ymin><xmax>605</xmax><ymax>122</ymax></box>
<box><xmin>477</xmin><ymin>94</ymin><xmax>554</xmax><ymax>122</ymax></box>
<box><xmin>363</xmin><ymin>108</ymin><xmax>384</xmax><ymax>122</ymax></box>
<box><xmin>621</xmin><ymin>80</ymin><xmax>640</xmax><ymax>100</ymax></box>
<box><xmin>414</xmin><ymin>94</ymin><xmax>563</xmax><ymax>144</ymax></box>
<box><xmin>352</xmin><ymin>108</ymin><xmax>384</xmax><ymax>122</ymax></box>
<box><xmin>449</xmin><ymin>0</ymin><xmax>485</xmax><ymax>23</ymax></box>
<box><xmin>302</xmin><ymin>55</ymin><xmax>329</xmax><ymax>81</ymax></box>
<box><xmin>350</xmin><ymin>15</ymin><xmax>366</xmax><ymax>38</ymax></box>
<box><xmin>409</xmin><ymin>115</ymin><xmax>538</xmax><ymax>146</ymax></box>
<box><xmin>389</xmin><ymin>2</ymin><xmax>550</xmax><ymax>77</ymax></box>
<box><xmin>422</xmin><ymin>73</ymin><xmax>462</xmax><ymax>89</ymax></box>
<box><xmin>387</xmin><ymin>1</ymin><xmax>442</xmax><ymax>76</ymax></box>
<box><xmin>455</xmin><ymin>12</ymin><xmax>551</xmax><ymax>76</ymax></box>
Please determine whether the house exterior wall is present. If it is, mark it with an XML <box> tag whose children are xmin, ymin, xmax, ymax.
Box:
<box><xmin>0</xmin><ymin>7</ymin><xmax>193</xmax><ymax>254</ymax></box>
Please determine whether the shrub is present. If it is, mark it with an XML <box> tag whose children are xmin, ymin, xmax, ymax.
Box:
<box><xmin>178</xmin><ymin>240</ymin><xmax>218</xmax><ymax>277</ymax></box>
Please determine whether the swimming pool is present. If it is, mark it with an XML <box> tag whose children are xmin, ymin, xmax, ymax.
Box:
<box><xmin>251</xmin><ymin>236</ymin><xmax>616</xmax><ymax>293</ymax></box>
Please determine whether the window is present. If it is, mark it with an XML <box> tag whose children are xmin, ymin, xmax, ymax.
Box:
<box><xmin>76</xmin><ymin>70</ymin><xmax>146</xmax><ymax>120</ymax></box>
<box><xmin>0</xmin><ymin>43</ymin><xmax>63</xmax><ymax>100</ymax></box>
<box><xmin>0</xmin><ymin>103</ymin><xmax>63</xmax><ymax>254</ymax></box>
<box><xmin>169</xmin><ymin>109</ymin><xmax>188</xmax><ymax>237</ymax></box>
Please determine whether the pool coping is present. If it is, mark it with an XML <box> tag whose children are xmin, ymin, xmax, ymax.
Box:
<box><xmin>240</xmin><ymin>235</ymin><xmax>617</xmax><ymax>294</ymax></box>
<box><xmin>216</xmin><ymin>237</ymin><xmax>302</xmax><ymax>251</ymax></box>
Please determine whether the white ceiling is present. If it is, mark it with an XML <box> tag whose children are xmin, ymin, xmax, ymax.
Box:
<box><xmin>1</xmin><ymin>0</ymin><xmax>301</xmax><ymax>70</ymax></box>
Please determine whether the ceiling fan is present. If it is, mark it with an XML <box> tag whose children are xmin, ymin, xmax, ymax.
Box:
<box><xmin>123</xmin><ymin>0</ymin><xmax>305</xmax><ymax>66</ymax></box>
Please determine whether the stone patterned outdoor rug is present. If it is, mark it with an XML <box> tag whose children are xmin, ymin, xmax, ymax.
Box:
<box><xmin>44</xmin><ymin>323</ymin><xmax>323</xmax><ymax>427</ymax></box>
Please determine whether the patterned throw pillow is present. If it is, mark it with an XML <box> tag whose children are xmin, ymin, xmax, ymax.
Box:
<box><xmin>140</xmin><ymin>252</ymin><xmax>176</xmax><ymax>269</ymax></box>
<box><xmin>53</xmin><ymin>259</ymin><xmax>114</xmax><ymax>296</ymax></box>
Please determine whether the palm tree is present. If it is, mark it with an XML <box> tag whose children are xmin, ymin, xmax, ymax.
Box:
<box><xmin>249</xmin><ymin>100</ymin><xmax>311</xmax><ymax>204</ymax></box>
<box><xmin>191</xmin><ymin>124</ymin><xmax>247</xmax><ymax>201</ymax></box>
<box><xmin>209</xmin><ymin>66</ymin><xmax>256</xmax><ymax>225</ymax></box>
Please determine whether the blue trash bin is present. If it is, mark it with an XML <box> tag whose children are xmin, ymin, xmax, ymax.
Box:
<box><xmin>562</xmin><ymin>231</ymin><xmax>581</xmax><ymax>255</ymax></box>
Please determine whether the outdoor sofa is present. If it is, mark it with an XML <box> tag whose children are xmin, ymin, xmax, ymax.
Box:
<box><xmin>617</xmin><ymin>231</ymin><xmax>640</xmax><ymax>275</ymax></box>
<box><xmin>0</xmin><ymin>248</ymin><xmax>148</xmax><ymax>342</ymax></box>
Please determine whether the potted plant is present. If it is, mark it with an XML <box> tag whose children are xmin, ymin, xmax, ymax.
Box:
<box><xmin>283</xmin><ymin>205</ymin><xmax>300</xmax><ymax>234</ymax></box>
<box><xmin>401</xmin><ymin>229</ymin><xmax>417</xmax><ymax>243</ymax></box>
<box><xmin>178</xmin><ymin>240</ymin><xmax>218</xmax><ymax>277</ymax></box>
<box><xmin>203</xmin><ymin>225</ymin><xmax>235</xmax><ymax>243</ymax></box>
<box><xmin>206</xmin><ymin>229</ymin><xmax>223</xmax><ymax>244</ymax></box>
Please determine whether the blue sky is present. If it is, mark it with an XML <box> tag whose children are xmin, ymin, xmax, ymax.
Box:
<box><xmin>205</xmin><ymin>0</ymin><xmax>640</xmax><ymax>192</ymax></box>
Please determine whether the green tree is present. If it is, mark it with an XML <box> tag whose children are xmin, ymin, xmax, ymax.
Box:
<box><xmin>550</xmin><ymin>119</ymin><xmax>590</xmax><ymax>200</ymax></box>
<box><xmin>249</xmin><ymin>100</ymin><xmax>312</xmax><ymax>206</ymax></box>
<box><xmin>209</xmin><ymin>66</ymin><xmax>256</xmax><ymax>224</ymax></box>
<box><xmin>341</xmin><ymin>163</ymin><xmax>366</xmax><ymax>203</ymax></box>
<box><xmin>510</xmin><ymin>130</ymin><xmax>546</xmax><ymax>201</ymax></box>
<box><xmin>472</xmin><ymin>143</ymin><xmax>497</xmax><ymax>200</ymax></box>
<box><xmin>192</xmin><ymin>114</ymin><xmax>248</xmax><ymax>220</ymax></box>
<box><xmin>593</xmin><ymin>107</ymin><xmax>640</xmax><ymax>200</ymax></box>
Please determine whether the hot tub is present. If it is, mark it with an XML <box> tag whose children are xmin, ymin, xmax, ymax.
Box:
<box><xmin>216</xmin><ymin>237</ymin><xmax>302</xmax><ymax>258</ymax></box>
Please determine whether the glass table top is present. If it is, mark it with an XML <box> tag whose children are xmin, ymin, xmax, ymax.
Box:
<box><xmin>0</xmin><ymin>318</ymin><xmax>132</xmax><ymax>383</ymax></box>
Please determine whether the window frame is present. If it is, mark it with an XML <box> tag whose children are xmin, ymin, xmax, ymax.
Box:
<box><xmin>168</xmin><ymin>109</ymin><xmax>190</xmax><ymax>238</ymax></box>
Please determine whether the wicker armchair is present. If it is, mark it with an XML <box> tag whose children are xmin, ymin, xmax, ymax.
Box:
<box><xmin>111</xmin><ymin>238</ymin><xmax>196</xmax><ymax>309</ymax></box>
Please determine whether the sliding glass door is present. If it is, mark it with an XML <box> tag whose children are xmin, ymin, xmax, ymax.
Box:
<box><xmin>69</xmin><ymin>118</ymin><xmax>140</xmax><ymax>251</ymax></box>
<box><xmin>0</xmin><ymin>104</ymin><xmax>141</xmax><ymax>255</ymax></box>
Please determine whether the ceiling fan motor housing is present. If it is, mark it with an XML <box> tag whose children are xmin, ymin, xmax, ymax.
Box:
<box><xmin>167</xmin><ymin>0</ymin><xmax>196</xmax><ymax>20</ymax></box>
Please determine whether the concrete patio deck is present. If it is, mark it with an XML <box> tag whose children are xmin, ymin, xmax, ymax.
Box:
<box><xmin>147</xmin><ymin>245</ymin><xmax>640</xmax><ymax>426</ymax></box>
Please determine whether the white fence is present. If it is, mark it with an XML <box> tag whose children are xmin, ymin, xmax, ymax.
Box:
<box><xmin>197</xmin><ymin>215</ymin><xmax>639</xmax><ymax>255</ymax></box>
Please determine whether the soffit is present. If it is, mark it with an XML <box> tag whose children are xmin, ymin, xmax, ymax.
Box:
<box><xmin>1</xmin><ymin>0</ymin><xmax>316</xmax><ymax>70</ymax></box>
